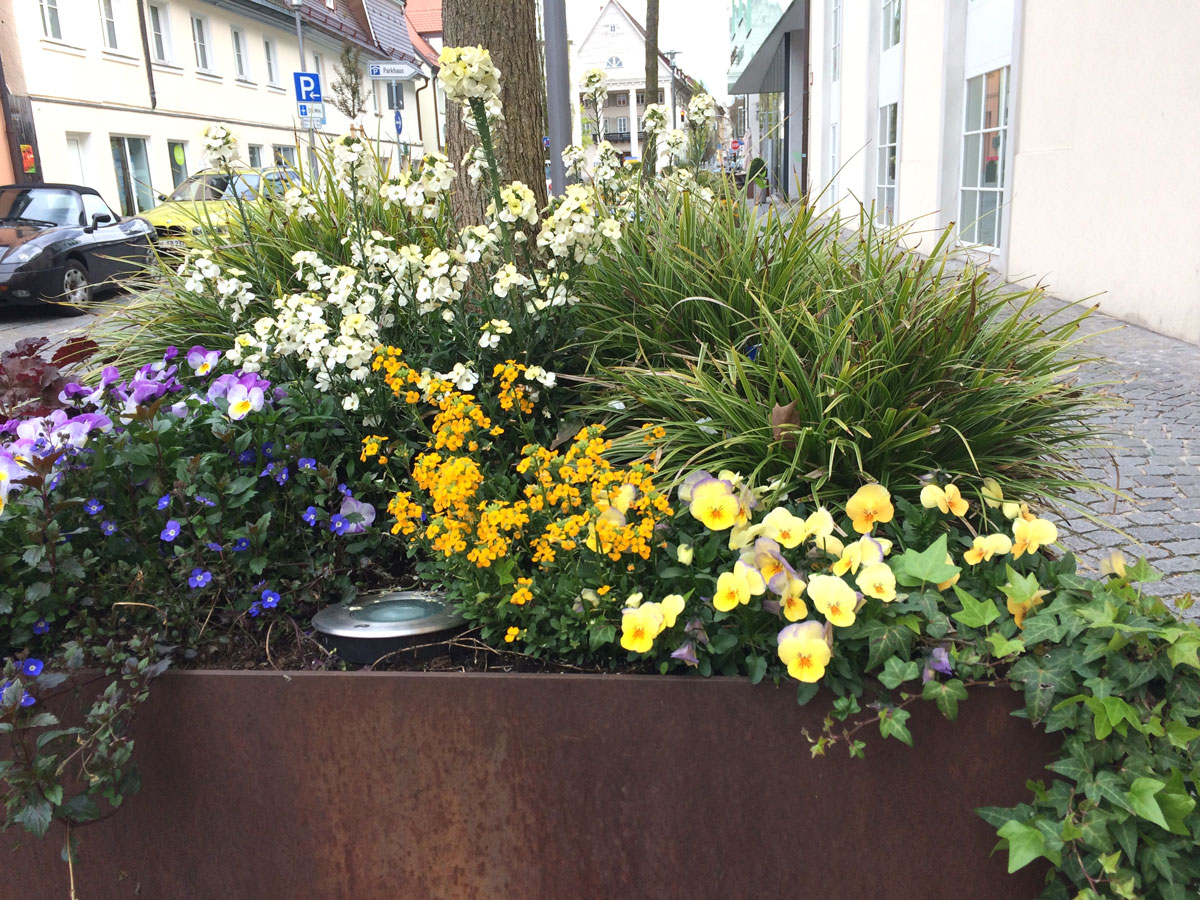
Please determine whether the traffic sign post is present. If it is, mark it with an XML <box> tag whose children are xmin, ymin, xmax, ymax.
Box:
<box><xmin>294</xmin><ymin>72</ymin><xmax>323</xmax><ymax>175</ymax></box>
<box><xmin>294</xmin><ymin>71</ymin><xmax>322</xmax><ymax>102</ymax></box>
<box><xmin>368</xmin><ymin>60</ymin><xmax>420</xmax><ymax>81</ymax></box>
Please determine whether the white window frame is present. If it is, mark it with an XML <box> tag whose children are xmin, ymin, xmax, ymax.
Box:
<box><xmin>231</xmin><ymin>26</ymin><xmax>249</xmax><ymax>80</ymax></box>
<box><xmin>605</xmin><ymin>55</ymin><xmax>623</xmax><ymax>69</ymax></box>
<box><xmin>147</xmin><ymin>3</ymin><xmax>172</xmax><ymax>62</ymax></box>
<box><xmin>248</xmin><ymin>144</ymin><xmax>263</xmax><ymax>168</ymax></box>
<box><xmin>263</xmin><ymin>38</ymin><xmax>280</xmax><ymax>86</ymax></box>
<box><xmin>190</xmin><ymin>13</ymin><xmax>212</xmax><ymax>72</ymax></box>
<box><xmin>958</xmin><ymin>66</ymin><xmax>1010</xmax><ymax>248</ymax></box>
<box><xmin>312</xmin><ymin>51</ymin><xmax>325</xmax><ymax>82</ymax></box>
<box><xmin>40</xmin><ymin>0</ymin><xmax>63</xmax><ymax>40</ymax></box>
<box><xmin>876</xmin><ymin>102</ymin><xmax>898</xmax><ymax>225</ymax></box>
<box><xmin>830</xmin><ymin>0</ymin><xmax>841</xmax><ymax>82</ymax></box>
<box><xmin>616</xmin><ymin>116</ymin><xmax>629</xmax><ymax>133</ymax></box>
<box><xmin>881</xmin><ymin>0</ymin><xmax>902</xmax><ymax>52</ymax></box>
<box><xmin>99</xmin><ymin>0</ymin><xmax>119</xmax><ymax>50</ymax></box>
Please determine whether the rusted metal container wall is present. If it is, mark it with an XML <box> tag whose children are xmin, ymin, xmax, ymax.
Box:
<box><xmin>6</xmin><ymin>671</ymin><xmax>1056</xmax><ymax>898</ymax></box>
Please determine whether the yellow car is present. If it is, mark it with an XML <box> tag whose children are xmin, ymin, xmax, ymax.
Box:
<box><xmin>141</xmin><ymin>166</ymin><xmax>296</xmax><ymax>251</ymax></box>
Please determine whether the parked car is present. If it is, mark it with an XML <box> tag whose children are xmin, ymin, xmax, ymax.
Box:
<box><xmin>0</xmin><ymin>183</ymin><xmax>153</xmax><ymax>311</ymax></box>
<box><xmin>141</xmin><ymin>166</ymin><xmax>297</xmax><ymax>251</ymax></box>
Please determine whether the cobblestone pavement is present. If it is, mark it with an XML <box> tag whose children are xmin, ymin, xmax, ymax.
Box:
<box><xmin>1032</xmin><ymin>295</ymin><xmax>1200</xmax><ymax>616</ymax></box>
<box><xmin>0</xmin><ymin>291</ymin><xmax>131</xmax><ymax>354</ymax></box>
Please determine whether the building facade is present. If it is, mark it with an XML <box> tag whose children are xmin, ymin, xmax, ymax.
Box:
<box><xmin>574</xmin><ymin>1</ymin><xmax>695</xmax><ymax>161</ymax></box>
<box><xmin>731</xmin><ymin>0</ymin><xmax>1200</xmax><ymax>344</ymax></box>
<box><xmin>2</xmin><ymin>0</ymin><xmax>435</xmax><ymax>216</ymax></box>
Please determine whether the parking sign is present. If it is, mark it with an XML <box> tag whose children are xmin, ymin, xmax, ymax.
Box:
<box><xmin>294</xmin><ymin>71</ymin><xmax>322</xmax><ymax>102</ymax></box>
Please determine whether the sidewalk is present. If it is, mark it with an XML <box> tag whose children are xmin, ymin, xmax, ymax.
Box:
<box><xmin>1033</xmin><ymin>293</ymin><xmax>1200</xmax><ymax>616</ymax></box>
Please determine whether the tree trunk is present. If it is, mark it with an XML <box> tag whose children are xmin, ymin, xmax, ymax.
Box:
<box><xmin>644</xmin><ymin>0</ymin><xmax>660</xmax><ymax>178</ymax></box>
<box><xmin>444</xmin><ymin>0</ymin><xmax>547</xmax><ymax>224</ymax></box>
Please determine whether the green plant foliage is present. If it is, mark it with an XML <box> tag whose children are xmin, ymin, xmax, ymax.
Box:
<box><xmin>577</xmin><ymin>190</ymin><xmax>1109</xmax><ymax>508</ymax></box>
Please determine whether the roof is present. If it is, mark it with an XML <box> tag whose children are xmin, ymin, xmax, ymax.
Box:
<box><xmin>406</xmin><ymin>14</ymin><xmax>440</xmax><ymax>68</ymax></box>
<box><xmin>265</xmin><ymin>0</ymin><xmax>418</xmax><ymax>63</ymax></box>
<box><xmin>405</xmin><ymin>0</ymin><xmax>442</xmax><ymax>35</ymax></box>
<box><xmin>361</xmin><ymin>0</ymin><xmax>419</xmax><ymax>63</ymax></box>
<box><xmin>610</xmin><ymin>0</ymin><xmax>699</xmax><ymax>87</ymax></box>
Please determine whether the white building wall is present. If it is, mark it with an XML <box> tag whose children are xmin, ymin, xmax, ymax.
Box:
<box><xmin>894</xmin><ymin>0</ymin><xmax>946</xmax><ymax>240</ymax></box>
<box><xmin>16</xmin><ymin>0</ymin><xmax>421</xmax><ymax>214</ymax></box>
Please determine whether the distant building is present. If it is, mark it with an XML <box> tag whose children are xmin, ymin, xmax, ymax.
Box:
<box><xmin>0</xmin><ymin>0</ymin><xmax>437</xmax><ymax>213</ymax></box>
<box><xmin>574</xmin><ymin>1</ymin><xmax>698</xmax><ymax>162</ymax></box>
<box><xmin>729</xmin><ymin>0</ymin><xmax>1200</xmax><ymax>345</ymax></box>
<box><xmin>404</xmin><ymin>0</ymin><xmax>445</xmax><ymax>150</ymax></box>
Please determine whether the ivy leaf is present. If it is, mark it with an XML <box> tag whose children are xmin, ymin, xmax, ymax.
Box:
<box><xmin>1127</xmin><ymin>777</ymin><xmax>1171</xmax><ymax>831</ymax></box>
<box><xmin>952</xmin><ymin>586</ymin><xmax>1000</xmax><ymax>629</ymax></box>
<box><xmin>986</xmin><ymin>632</ymin><xmax>1025</xmax><ymax>658</ymax></box>
<box><xmin>879</xmin><ymin>657</ymin><xmax>920</xmax><ymax>689</ymax></box>
<box><xmin>1157</xmin><ymin>770</ymin><xmax>1196</xmax><ymax>836</ymax></box>
<box><xmin>1166</xmin><ymin>633</ymin><xmax>1200</xmax><ymax>671</ymax></box>
<box><xmin>890</xmin><ymin>534</ymin><xmax>959</xmax><ymax>587</ymax></box>
<box><xmin>878</xmin><ymin>707</ymin><xmax>913</xmax><ymax>746</ymax></box>
<box><xmin>60</xmin><ymin>794</ymin><xmax>101</xmax><ymax>823</ymax></box>
<box><xmin>862</xmin><ymin>620</ymin><xmax>914</xmax><ymax>671</ymax></box>
<box><xmin>996</xmin><ymin>820</ymin><xmax>1061</xmax><ymax>872</ymax></box>
<box><xmin>1165</xmin><ymin>720</ymin><xmax>1200</xmax><ymax>749</ymax></box>
<box><xmin>1021</xmin><ymin>611</ymin><xmax>1066</xmax><ymax>646</ymax></box>
<box><xmin>922</xmin><ymin>678</ymin><xmax>968</xmax><ymax>720</ymax></box>
<box><xmin>587</xmin><ymin>623</ymin><xmax>615</xmax><ymax>652</ymax></box>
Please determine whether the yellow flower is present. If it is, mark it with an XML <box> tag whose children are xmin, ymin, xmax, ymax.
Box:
<box><xmin>856</xmin><ymin>562</ymin><xmax>897</xmax><ymax>602</ymax></box>
<box><xmin>981</xmin><ymin>477</ymin><xmax>1004</xmax><ymax>509</ymax></box>
<box><xmin>713</xmin><ymin>569</ymin><xmax>751</xmax><ymax>612</ymax></box>
<box><xmin>831</xmin><ymin>535</ymin><xmax>889</xmax><ymax>576</ymax></box>
<box><xmin>676</xmin><ymin>543</ymin><xmax>694</xmax><ymax>565</ymax></box>
<box><xmin>963</xmin><ymin>533</ymin><xmax>1014</xmax><ymax>565</ymax></box>
<box><xmin>661</xmin><ymin>593</ymin><xmax>686</xmax><ymax>628</ymax></box>
<box><xmin>813</xmin><ymin>533</ymin><xmax>845</xmax><ymax>557</ymax></box>
<box><xmin>776</xmin><ymin>621</ymin><xmax>832</xmax><ymax>683</ymax></box>
<box><xmin>761</xmin><ymin>507</ymin><xmax>807</xmax><ymax>548</ymax></box>
<box><xmin>1008</xmin><ymin>591</ymin><xmax>1048</xmax><ymax>630</ymax></box>
<box><xmin>728</xmin><ymin>521</ymin><xmax>764</xmax><ymax>551</ymax></box>
<box><xmin>1012</xmin><ymin>516</ymin><xmax>1058</xmax><ymax>559</ymax></box>
<box><xmin>504</xmin><ymin>626</ymin><xmax>520</xmax><ymax>643</ymax></box>
<box><xmin>1099</xmin><ymin>549</ymin><xmax>1127</xmax><ymax>579</ymax></box>
<box><xmin>780</xmin><ymin>575</ymin><xmax>809</xmax><ymax>621</ymax></box>
<box><xmin>509</xmin><ymin>577</ymin><xmax>533</xmax><ymax>606</ymax></box>
<box><xmin>920</xmin><ymin>483</ymin><xmax>969</xmax><ymax>517</ymax></box>
<box><xmin>620</xmin><ymin>604</ymin><xmax>665</xmax><ymax>653</ymax></box>
<box><xmin>688</xmin><ymin>478</ymin><xmax>740</xmax><ymax>531</ymax></box>
<box><xmin>936</xmin><ymin>554</ymin><xmax>960</xmax><ymax>592</ymax></box>
<box><xmin>733</xmin><ymin>558</ymin><xmax>767</xmax><ymax>596</ymax></box>
<box><xmin>845</xmin><ymin>483</ymin><xmax>894</xmax><ymax>534</ymax></box>
<box><xmin>804</xmin><ymin>507</ymin><xmax>835</xmax><ymax>540</ymax></box>
<box><xmin>808</xmin><ymin>574</ymin><xmax>858</xmax><ymax>628</ymax></box>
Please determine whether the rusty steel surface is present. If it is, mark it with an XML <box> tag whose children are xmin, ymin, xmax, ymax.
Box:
<box><xmin>5</xmin><ymin>671</ymin><xmax>1057</xmax><ymax>899</ymax></box>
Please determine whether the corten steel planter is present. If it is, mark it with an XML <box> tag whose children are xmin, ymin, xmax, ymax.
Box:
<box><xmin>5</xmin><ymin>671</ymin><xmax>1057</xmax><ymax>899</ymax></box>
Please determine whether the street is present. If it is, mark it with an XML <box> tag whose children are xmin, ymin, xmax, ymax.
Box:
<box><xmin>0</xmin><ymin>291</ymin><xmax>131</xmax><ymax>355</ymax></box>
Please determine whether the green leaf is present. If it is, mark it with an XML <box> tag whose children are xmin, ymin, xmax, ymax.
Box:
<box><xmin>890</xmin><ymin>534</ymin><xmax>959</xmax><ymax>587</ymax></box>
<box><xmin>996</xmin><ymin>820</ymin><xmax>1061</xmax><ymax>873</ymax></box>
<box><xmin>878</xmin><ymin>707</ymin><xmax>913</xmax><ymax>746</ymax></box>
<box><xmin>879</xmin><ymin>657</ymin><xmax>920</xmax><ymax>689</ymax></box>
<box><xmin>1098</xmin><ymin>851</ymin><xmax>1121</xmax><ymax>876</ymax></box>
<box><xmin>60</xmin><ymin>794</ymin><xmax>101</xmax><ymax>823</ymax></box>
<box><xmin>746</xmin><ymin>653</ymin><xmax>767</xmax><ymax>685</ymax></box>
<box><xmin>15</xmin><ymin>800</ymin><xmax>53</xmax><ymax>838</ymax></box>
<box><xmin>951</xmin><ymin>586</ymin><xmax>1000</xmax><ymax>629</ymax></box>
<box><xmin>1156</xmin><ymin>770</ymin><xmax>1196</xmax><ymax>836</ymax></box>
<box><xmin>1165</xmin><ymin>720</ymin><xmax>1200</xmax><ymax>749</ymax></box>
<box><xmin>862</xmin><ymin>620</ymin><xmax>914</xmax><ymax>671</ymax></box>
<box><xmin>986</xmin><ymin>632</ymin><xmax>1025</xmax><ymax>658</ymax></box>
<box><xmin>922</xmin><ymin>678</ymin><xmax>968</xmax><ymax>720</ymax></box>
<box><xmin>1166</xmin><ymin>633</ymin><xmax>1200</xmax><ymax>670</ymax></box>
<box><xmin>1127</xmin><ymin>777</ymin><xmax>1170</xmax><ymax>831</ymax></box>
<box><xmin>1020</xmin><ymin>612</ymin><xmax>1066</xmax><ymax>645</ymax></box>
<box><xmin>588</xmin><ymin>624</ymin><xmax>615</xmax><ymax>652</ymax></box>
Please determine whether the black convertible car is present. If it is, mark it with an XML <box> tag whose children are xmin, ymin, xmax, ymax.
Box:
<box><xmin>0</xmin><ymin>183</ymin><xmax>154</xmax><ymax>311</ymax></box>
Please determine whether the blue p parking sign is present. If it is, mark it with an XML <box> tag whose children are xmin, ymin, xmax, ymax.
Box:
<box><xmin>293</xmin><ymin>72</ymin><xmax>322</xmax><ymax>102</ymax></box>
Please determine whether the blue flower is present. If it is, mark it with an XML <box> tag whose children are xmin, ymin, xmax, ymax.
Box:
<box><xmin>157</xmin><ymin>494</ymin><xmax>170</xmax><ymax>510</ymax></box>
<box><xmin>248</xmin><ymin>602</ymin><xmax>262</xmax><ymax>617</ymax></box>
<box><xmin>206</xmin><ymin>541</ymin><xmax>223</xmax><ymax>552</ymax></box>
<box><xmin>196</xmin><ymin>495</ymin><xmax>216</xmax><ymax>507</ymax></box>
<box><xmin>101</xmin><ymin>520</ymin><xmax>117</xmax><ymax>536</ymax></box>
<box><xmin>188</xmin><ymin>568</ymin><xmax>212</xmax><ymax>589</ymax></box>
<box><xmin>237</xmin><ymin>449</ymin><xmax>256</xmax><ymax>465</ymax></box>
<box><xmin>274</xmin><ymin>466</ymin><xmax>289</xmax><ymax>486</ymax></box>
<box><xmin>32</xmin><ymin>619</ymin><xmax>49</xmax><ymax>635</ymax></box>
<box><xmin>329</xmin><ymin>514</ymin><xmax>349</xmax><ymax>535</ymax></box>
<box><xmin>261</xmin><ymin>590</ymin><xmax>280</xmax><ymax>609</ymax></box>
<box><xmin>261</xmin><ymin>441</ymin><xmax>275</xmax><ymax>458</ymax></box>
<box><xmin>21</xmin><ymin>658</ymin><xmax>44</xmax><ymax>678</ymax></box>
<box><xmin>298</xmin><ymin>457</ymin><xmax>316</xmax><ymax>470</ymax></box>
<box><xmin>337</xmin><ymin>483</ymin><xmax>353</xmax><ymax>497</ymax></box>
<box><xmin>20</xmin><ymin>691</ymin><xmax>36</xmax><ymax>707</ymax></box>
<box><xmin>160</xmin><ymin>519</ymin><xmax>181</xmax><ymax>541</ymax></box>
<box><xmin>84</xmin><ymin>499</ymin><xmax>103</xmax><ymax>516</ymax></box>
<box><xmin>260</xmin><ymin>463</ymin><xmax>275</xmax><ymax>478</ymax></box>
<box><xmin>302</xmin><ymin>506</ymin><xmax>318</xmax><ymax>526</ymax></box>
<box><xmin>47</xmin><ymin>473</ymin><xmax>62</xmax><ymax>491</ymax></box>
<box><xmin>232</xmin><ymin>538</ymin><xmax>250</xmax><ymax>552</ymax></box>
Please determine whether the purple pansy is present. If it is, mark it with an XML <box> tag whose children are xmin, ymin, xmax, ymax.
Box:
<box><xmin>186</xmin><ymin>345</ymin><xmax>221</xmax><ymax>376</ymax></box>
<box><xmin>337</xmin><ymin>496</ymin><xmax>376</xmax><ymax>535</ymax></box>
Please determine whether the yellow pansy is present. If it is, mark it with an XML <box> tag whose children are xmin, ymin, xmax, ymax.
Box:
<box><xmin>963</xmin><ymin>533</ymin><xmax>1014</xmax><ymax>565</ymax></box>
<box><xmin>920</xmin><ymin>483</ymin><xmax>969</xmax><ymax>517</ymax></box>
<box><xmin>1007</xmin><ymin>590</ymin><xmax>1049</xmax><ymax>630</ymax></box>
<box><xmin>1099</xmin><ymin>549</ymin><xmax>1127</xmax><ymax>579</ymax></box>
<box><xmin>728</xmin><ymin>521</ymin><xmax>765</xmax><ymax>551</ymax></box>
<box><xmin>981</xmin><ymin>477</ymin><xmax>1004</xmax><ymax>509</ymax></box>
<box><xmin>780</xmin><ymin>575</ymin><xmax>809</xmax><ymax>621</ymax></box>
<box><xmin>610</xmin><ymin>483</ymin><xmax>638</xmax><ymax>514</ymax></box>
<box><xmin>676</xmin><ymin>543</ymin><xmax>694</xmax><ymax>565</ymax></box>
<box><xmin>856</xmin><ymin>562</ymin><xmax>897</xmax><ymax>603</ymax></box>
<box><xmin>831</xmin><ymin>535</ymin><xmax>889</xmax><ymax>576</ymax></box>
<box><xmin>713</xmin><ymin>569</ymin><xmax>752</xmax><ymax>612</ymax></box>
<box><xmin>1002</xmin><ymin>500</ymin><xmax>1029</xmax><ymax>521</ymax></box>
<box><xmin>937</xmin><ymin>554</ymin><xmax>961</xmax><ymax>592</ymax></box>
<box><xmin>620</xmin><ymin>604</ymin><xmax>665</xmax><ymax>653</ymax></box>
<box><xmin>777</xmin><ymin>621</ymin><xmax>832</xmax><ymax>683</ymax></box>
<box><xmin>660</xmin><ymin>593</ymin><xmax>686</xmax><ymax>628</ymax></box>
<box><xmin>813</xmin><ymin>533</ymin><xmax>846</xmax><ymax>558</ymax></box>
<box><xmin>688</xmin><ymin>478</ymin><xmax>740</xmax><ymax>531</ymax></box>
<box><xmin>804</xmin><ymin>507</ymin><xmax>835</xmax><ymax>540</ymax></box>
<box><xmin>809</xmin><ymin>574</ymin><xmax>858</xmax><ymax>628</ymax></box>
<box><xmin>761</xmin><ymin>507</ymin><xmax>808</xmax><ymax>549</ymax></box>
<box><xmin>734</xmin><ymin>558</ymin><xmax>768</xmax><ymax>596</ymax></box>
<box><xmin>1012</xmin><ymin>516</ymin><xmax>1058</xmax><ymax>559</ymax></box>
<box><xmin>845</xmin><ymin>483</ymin><xmax>894</xmax><ymax>534</ymax></box>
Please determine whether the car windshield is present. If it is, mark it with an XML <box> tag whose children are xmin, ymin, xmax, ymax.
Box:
<box><xmin>167</xmin><ymin>173</ymin><xmax>263</xmax><ymax>202</ymax></box>
<box><xmin>0</xmin><ymin>187</ymin><xmax>83</xmax><ymax>226</ymax></box>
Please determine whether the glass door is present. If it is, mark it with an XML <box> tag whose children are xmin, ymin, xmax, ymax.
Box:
<box><xmin>959</xmin><ymin>67</ymin><xmax>1009</xmax><ymax>247</ymax></box>
<box><xmin>110</xmin><ymin>136</ymin><xmax>154</xmax><ymax>216</ymax></box>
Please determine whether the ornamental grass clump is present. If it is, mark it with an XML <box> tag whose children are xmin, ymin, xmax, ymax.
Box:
<box><xmin>577</xmin><ymin>194</ymin><xmax>1108</xmax><ymax>510</ymax></box>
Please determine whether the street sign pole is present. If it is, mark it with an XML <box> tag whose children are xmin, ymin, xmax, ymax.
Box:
<box><xmin>292</xmin><ymin>6</ymin><xmax>318</xmax><ymax>175</ymax></box>
<box><xmin>543</xmin><ymin>0</ymin><xmax>570</xmax><ymax>195</ymax></box>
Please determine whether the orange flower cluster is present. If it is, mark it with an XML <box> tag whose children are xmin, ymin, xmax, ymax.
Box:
<box><xmin>494</xmin><ymin>360</ymin><xmax>534</xmax><ymax>415</ymax></box>
<box><xmin>386</xmin><ymin>491</ymin><xmax>423</xmax><ymax>536</ymax></box>
<box><xmin>360</xmin><ymin>434</ymin><xmax>390</xmax><ymax>465</ymax></box>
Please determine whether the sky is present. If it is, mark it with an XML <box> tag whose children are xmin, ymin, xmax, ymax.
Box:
<box><xmin>565</xmin><ymin>0</ymin><xmax>734</xmax><ymax>103</ymax></box>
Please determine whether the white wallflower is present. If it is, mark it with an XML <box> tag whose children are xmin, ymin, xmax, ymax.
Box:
<box><xmin>437</xmin><ymin>45</ymin><xmax>502</xmax><ymax>110</ymax></box>
<box><xmin>492</xmin><ymin>263</ymin><xmax>533</xmax><ymax>298</ymax></box>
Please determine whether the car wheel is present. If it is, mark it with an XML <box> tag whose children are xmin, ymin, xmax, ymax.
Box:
<box><xmin>56</xmin><ymin>260</ymin><xmax>92</xmax><ymax>315</ymax></box>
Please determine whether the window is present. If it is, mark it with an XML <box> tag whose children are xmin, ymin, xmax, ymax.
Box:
<box><xmin>273</xmin><ymin>145</ymin><xmax>297</xmax><ymax>166</ymax></box>
<box><xmin>40</xmin><ymin>0</ymin><xmax>62</xmax><ymax>39</ymax></box>
<box><xmin>248</xmin><ymin>144</ymin><xmax>262</xmax><ymax>168</ymax></box>
<box><xmin>615</xmin><ymin>93</ymin><xmax>628</xmax><ymax>107</ymax></box>
<box><xmin>658</xmin><ymin>89</ymin><xmax>665</xmax><ymax>103</ymax></box>
<box><xmin>263</xmin><ymin>38</ymin><xmax>279</xmax><ymax>85</ymax></box>
<box><xmin>605</xmin><ymin>56</ymin><xmax>622</xmax><ymax>69</ymax></box>
<box><xmin>66</xmin><ymin>134</ymin><xmax>88</xmax><ymax>185</ymax></box>
<box><xmin>875</xmin><ymin>103</ymin><xmax>898</xmax><ymax>225</ymax></box>
<box><xmin>191</xmin><ymin>15</ymin><xmax>211</xmax><ymax>70</ymax></box>
<box><xmin>830</xmin><ymin>0</ymin><xmax>841</xmax><ymax>81</ymax></box>
<box><xmin>959</xmin><ymin>66</ymin><xmax>1010</xmax><ymax>246</ymax></box>
<box><xmin>616</xmin><ymin>116</ymin><xmax>629</xmax><ymax>133</ymax></box>
<box><xmin>636</xmin><ymin>90</ymin><xmax>644</xmax><ymax>105</ymax></box>
<box><xmin>99</xmin><ymin>0</ymin><xmax>118</xmax><ymax>49</ymax></box>
<box><xmin>148</xmin><ymin>4</ymin><xmax>171</xmax><ymax>62</ymax></box>
<box><xmin>386</xmin><ymin>81</ymin><xmax>405</xmax><ymax>110</ymax></box>
<box><xmin>168</xmin><ymin>140</ymin><xmax>188</xmax><ymax>188</ymax></box>
<box><xmin>881</xmin><ymin>0</ymin><xmax>901</xmax><ymax>51</ymax></box>
<box><xmin>829</xmin><ymin>122</ymin><xmax>839</xmax><ymax>198</ymax></box>
<box><xmin>110</xmin><ymin>136</ymin><xmax>154</xmax><ymax>216</ymax></box>
<box><xmin>312</xmin><ymin>51</ymin><xmax>325</xmax><ymax>81</ymax></box>
<box><xmin>231</xmin><ymin>27</ymin><xmax>248</xmax><ymax>79</ymax></box>
<box><xmin>82</xmin><ymin>192</ymin><xmax>116</xmax><ymax>225</ymax></box>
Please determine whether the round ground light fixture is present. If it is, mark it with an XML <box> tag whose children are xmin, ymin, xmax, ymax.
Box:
<box><xmin>311</xmin><ymin>589</ymin><xmax>464</xmax><ymax>664</ymax></box>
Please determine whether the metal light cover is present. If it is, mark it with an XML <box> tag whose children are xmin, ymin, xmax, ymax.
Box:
<box><xmin>312</xmin><ymin>590</ymin><xmax>463</xmax><ymax>640</ymax></box>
